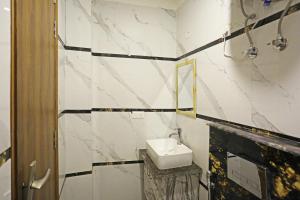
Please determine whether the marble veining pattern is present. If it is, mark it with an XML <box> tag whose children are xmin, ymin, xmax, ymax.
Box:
<box><xmin>66</xmin><ymin>0</ymin><xmax>92</xmax><ymax>48</ymax></box>
<box><xmin>180</xmin><ymin>11</ymin><xmax>300</xmax><ymax>138</ymax></box>
<box><xmin>60</xmin><ymin>1</ymin><xmax>300</xmax><ymax>200</ymax></box>
<box><xmin>92</xmin><ymin>112</ymin><xmax>177</xmax><ymax>163</ymax></box>
<box><xmin>92</xmin><ymin>0</ymin><xmax>176</xmax><ymax>57</ymax></box>
<box><xmin>92</xmin><ymin>56</ymin><xmax>175</xmax><ymax>109</ymax></box>
<box><xmin>176</xmin><ymin>0</ymin><xmax>300</xmax><ymax>55</ymax></box>
<box><xmin>141</xmin><ymin>150</ymin><xmax>202</xmax><ymax>200</ymax></box>
<box><xmin>210</xmin><ymin>123</ymin><xmax>300</xmax><ymax>155</ymax></box>
<box><xmin>65</xmin><ymin>50</ymin><xmax>92</xmax><ymax>110</ymax></box>
<box><xmin>65</xmin><ymin>114</ymin><xmax>93</xmax><ymax>173</ymax></box>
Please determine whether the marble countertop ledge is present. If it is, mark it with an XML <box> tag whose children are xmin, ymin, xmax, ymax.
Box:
<box><xmin>209</xmin><ymin>123</ymin><xmax>300</xmax><ymax>156</ymax></box>
<box><xmin>139</xmin><ymin>149</ymin><xmax>202</xmax><ymax>177</ymax></box>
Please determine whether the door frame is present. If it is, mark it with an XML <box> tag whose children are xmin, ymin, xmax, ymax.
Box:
<box><xmin>10</xmin><ymin>0</ymin><xmax>59</xmax><ymax>199</ymax></box>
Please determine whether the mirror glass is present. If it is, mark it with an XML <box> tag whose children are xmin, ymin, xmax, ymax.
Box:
<box><xmin>176</xmin><ymin>59</ymin><xmax>196</xmax><ymax>118</ymax></box>
<box><xmin>227</xmin><ymin>152</ymin><xmax>268</xmax><ymax>199</ymax></box>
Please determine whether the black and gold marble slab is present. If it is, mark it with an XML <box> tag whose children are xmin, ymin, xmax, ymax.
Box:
<box><xmin>209</xmin><ymin>123</ymin><xmax>300</xmax><ymax>200</ymax></box>
<box><xmin>197</xmin><ymin>114</ymin><xmax>300</xmax><ymax>143</ymax></box>
<box><xmin>0</xmin><ymin>147</ymin><xmax>11</xmax><ymax>168</ymax></box>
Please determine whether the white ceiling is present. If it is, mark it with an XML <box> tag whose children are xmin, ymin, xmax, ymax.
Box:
<box><xmin>102</xmin><ymin>0</ymin><xmax>185</xmax><ymax>10</ymax></box>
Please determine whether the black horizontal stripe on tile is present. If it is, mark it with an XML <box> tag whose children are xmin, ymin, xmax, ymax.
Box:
<box><xmin>0</xmin><ymin>147</ymin><xmax>11</xmax><ymax>168</ymax></box>
<box><xmin>58</xmin><ymin>110</ymin><xmax>92</xmax><ymax>118</ymax></box>
<box><xmin>59</xmin><ymin>108</ymin><xmax>178</xmax><ymax>115</ymax></box>
<box><xmin>65</xmin><ymin>170</ymin><xmax>93</xmax><ymax>178</ymax></box>
<box><xmin>61</xmin><ymin>110</ymin><xmax>92</xmax><ymax>114</ymax></box>
<box><xmin>93</xmin><ymin>160</ymin><xmax>144</xmax><ymax>167</ymax></box>
<box><xmin>58</xmin><ymin>2</ymin><xmax>300</xmax><ymax>61</ymax></box>
<box><xmin>58</xmin><ymin>35</ymin><xmax>91</xmax><ymax>52</ymax></box>
<box><xmin>199</xmin><ymin>180</ymin><xmax>208</xmax><ymax>191</ymax></box>
<box><xmin>196</xmin><ymin>114</ymin><xmax>300</xmax><ymax>143</ymax></box>
<box><xmin>91</xmin><ymin>108</ymin><xmax>177</xmax><ymax>112</ymax></box>
<box><xmin>92</xmin><ymin>52</ymin><xmax>177</xmax><ymax>61</ymax></box>
<box><xmin>64</xmin><ymin>45</ymin><xmax>92</xmax><ymax>52</ymax></box>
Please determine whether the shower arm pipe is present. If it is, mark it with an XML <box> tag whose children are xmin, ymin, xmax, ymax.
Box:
<box><xmin>244</xmin><ymin>16</ymin><xmax>255</xmax><ymax>47</ymax></box>
<box><xmin>240</xmin><ymin>0</ymin><xmax>256</xmax><ymax>47</ymax></box>
<box><xmin>277</xmin><ymin>0</ymin><xmax>293</xmax><ymax>38</ymax></box>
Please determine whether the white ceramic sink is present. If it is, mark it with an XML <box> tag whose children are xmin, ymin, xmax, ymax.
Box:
<box><xmin>146</xmin><ymin>138</ymin><xmax>192</xmax><ymax>170</ymax></box>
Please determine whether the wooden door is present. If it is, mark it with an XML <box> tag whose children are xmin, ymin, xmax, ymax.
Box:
<box><xmin>11</xmin><ymin>0</ymin><xmax>58</xmax><ymax>199</ymax></box>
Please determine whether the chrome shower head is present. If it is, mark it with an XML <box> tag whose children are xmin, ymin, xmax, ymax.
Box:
<box><xmin>240</xmin><ymin>0</ymin><xmax>258</xmax><ymax>59</ymax></box>
<box><xmin>246</xmin><ymin>46</ymin><xmax>258</xmax><ymax>59</ymax></box>
<box><xmin>272</xmin><ymin>0</ymin><xmax>293</xmax><ymax>51</ymax></box>
<box><xmin>272</xmin><ymin>35</ymin><xmax>288</xmax><ymax>51</ymax></box>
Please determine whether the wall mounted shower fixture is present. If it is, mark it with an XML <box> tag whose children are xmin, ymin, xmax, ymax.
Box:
<box><xmin>240</xmin><ymin>0</ymin><xmax>258</xmax><ymax>59</ymax></box>
<box><xmin>272</xmin><ymin>0</ymin><xmax>293</xmax><ymax>51</ymax></box>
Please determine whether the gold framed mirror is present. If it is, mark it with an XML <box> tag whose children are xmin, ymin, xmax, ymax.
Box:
<box><xmin>176</xmin><ymin>59</ymin><xmax>197</xmax><ymax>118</ymax></box>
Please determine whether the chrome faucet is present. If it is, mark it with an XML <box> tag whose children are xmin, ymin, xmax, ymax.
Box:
<box><xmin>169</xmin><ymin>128</ymin><xmax>182</xmax><ymax>144</ymax></box>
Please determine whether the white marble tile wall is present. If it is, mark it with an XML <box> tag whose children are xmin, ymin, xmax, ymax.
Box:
<box><xmin>180</xmin><ymin>11</ymin><xmax>300</xmax><ymax>138</ymax></box>
<box><xmin>0</xmin><ymin>0</ymin><xmax>11</xmax><ymax>155</ymax></box>
<box><xmin>62</xmin><ymin>48</ymin><xmax>93</xmax><ymax>174</ymax></box>
<box><xmin>89</xmin><ymin>3</ymin><xmax>179</xmax><ymax>200</ymax></box>
<box><xmin>0</xmin><ymin>160</ymin><xmax>11</xmax><ymax>200</ymax></box>
<box><xmin>93</xmin><ymin>164</ymin><xmax>144</xmax><ymax>200</ymax></box>
<box><xmin>65</xmin><ymin>114</ymin><xmax>93</xmax><ymax>173</ymax></box>
<box><xmin>176</xmin><ymin>0</ymin><xmax>300</xmax><ymax>55</ymax></box>
<box><xmin>66</xmin><ymin>0</ymin><xmax>92</xmax><ymax>47</ymax></box>
<box><xmin>65</xmin><ymin>50</ymin><xmax>92</xmax><ymax>110</ymax></box>
<box><xmin>60</xmin><ymin>0</ymin><xmax>93</xmax><ymax>199</ymax></box>
<box><xmin>176</xmin><ymin>3</ymin><xmax>300</xmax><ymax>200</ymax></box>
<box><xmin>60</xmin><ymin>174</ymin><xmax>93</xmax><ymax>200</ymax></box>
<box><xmin>58</xmin><ymin>0</ymin><xmax>67</xmax><ymax>194</ymax></box>
<box><xmin>58</xmin><ymin>115</ymin><xmax>66</xmax><ymax>194</ymax></box>
<box><xmin>58</xmin><ymin>42</ymin><xmax>66</xmax><ymax>113</ymax></box>
<box><xmin>92</xmin><ymin>112</ymin><xmax>177</xmax><ymax>163</ymax></box>
<box><xmin>58</xmin><ymin>42</ymin><xmax>67</xmax><ymax>193</ymax></box>
<box><xmin>61</xmin><ymin>1</ymin><xmax>300</xmax><ymax>200</ymax></box>
<box><xmin>91</xmin><ymin>0</ymin><xmax>177</xmax><ymax>57</ymax></box>
<box><xmin>0</xmin><ymin>0</ymin><xmax>11</xmax><ymax>198</ymax></box>
<box><xmin>92</xmin><ymin>56</ymin><xmax>175</xmax><ymax>109</ymax></box>
<box><xmin>59</xmin><ymin>0</ymin><xmax>66</xmax><ymax>43</ymax></box>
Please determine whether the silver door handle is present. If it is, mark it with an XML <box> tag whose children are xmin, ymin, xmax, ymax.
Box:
<box><xmin>31</xmin><ymin>168</ymin><xmax>51</xmax><ymax>189</ymax></box>
<box><xmin>24</xmin><ymin>161</ymin><xmax>51</xmax><ymax>200</ymax></box>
